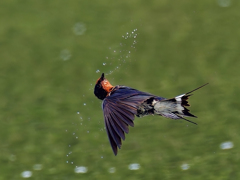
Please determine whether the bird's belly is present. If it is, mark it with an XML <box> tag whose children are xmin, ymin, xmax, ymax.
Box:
<box><xmin>154</xmin><ymin>101</ymin><xmax>184</xmax><ymax>114</ymax></box>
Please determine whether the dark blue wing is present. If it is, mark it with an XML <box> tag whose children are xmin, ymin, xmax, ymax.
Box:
<box><xmin>102</xmin><ymin>86</ymin><xmax>164</xmax><ymax>155</ymax></box>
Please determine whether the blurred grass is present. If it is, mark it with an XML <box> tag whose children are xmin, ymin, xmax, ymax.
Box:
<box><xmin>0</xmin><ymin>0</ymin><xmax>240</xmax><ymax>179</ymax></box>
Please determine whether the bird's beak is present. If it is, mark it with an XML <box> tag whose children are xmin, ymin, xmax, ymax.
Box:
<box><xmin>100</xmin><ymin>73</ymin><xmax>105</xmax><ymax>80</ymax></box>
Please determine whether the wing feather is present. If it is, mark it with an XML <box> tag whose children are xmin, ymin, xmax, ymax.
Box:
<box><xmin>109</xmin><ymin>113</ymin><xmax>125</xmax><ymax>140</ymax></box>
<box><xmin>102</xmin><ymin>86</ymin><xmax>155</xmax><ymax>155</ymax></box>
<box><xmin>105</xmin><ymin>120</ymin><xmax>118</xmax><ymax>155</ymax></box>
<box><xmin>112</xmin><ymin>106</ymin><xmax>134</xmax><ymax>126</ymax></box>
<box><xmin>109</xmin><ymin>111</ymin><xmax>128</xmax><ymax>134</ymax></box>
<box><xmin>105</xmin><ymin>115</ymin><xmax>122</xmax><ymax>148</ymax></box>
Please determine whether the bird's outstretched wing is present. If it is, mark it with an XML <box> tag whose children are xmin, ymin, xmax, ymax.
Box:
<box><xmin>102</xmin><ymin>86</ymin><xmax>156</xmax><ymax>155</ymax></box>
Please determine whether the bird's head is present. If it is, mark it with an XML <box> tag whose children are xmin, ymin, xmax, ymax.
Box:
<box><xmin>94</xmin><ymin>73</ymin><xmax>114</xmax><ymax>100</ymax></box>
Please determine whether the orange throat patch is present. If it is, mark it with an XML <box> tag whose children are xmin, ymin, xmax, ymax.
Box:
<box><xmin>102</xmin><ymin>79</ymin><xmax>114</xmax><ymax>96</ymax></box>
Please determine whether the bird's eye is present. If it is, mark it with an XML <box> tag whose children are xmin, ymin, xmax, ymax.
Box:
<box><xmin>96</xmin><ymin>84</ymin><xmax>101</xmax><ymax>88</ymax></box>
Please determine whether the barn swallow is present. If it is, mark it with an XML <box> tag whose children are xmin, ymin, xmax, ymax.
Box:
<box><xmin>94</xmin><ymin>73</ymin><xmax>208</xmax><ymax>155</ymax></box>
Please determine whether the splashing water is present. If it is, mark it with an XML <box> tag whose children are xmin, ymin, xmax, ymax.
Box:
<box><xmin>33</xmin><ymin>164</ymin><xmax>42</xmax><ymax>171</ymax></box>
<box><xmin>95</xmin><ymin>28</ymin><xmax>138</xmax><ymax>75</ymax></box>
<box><xmin>9</xmin><ymin>154</ymin><xmax>16</xmax><ymax>161</ymax></box>
<box><xmin>128</xmin><ymin>163</ymin><xmax>140</xmax><ymax>170</ymax></box>
<box><xmin>181</xmin><ymin>163</ymin><xmax>190</xmax><ymax>170</ymax></box>
<box><xmin>73</xmin><ymin>22</ymin><xmax>87</xmax><ymax>35</ymax></box>
<box><xmin>108</xmin><ymin>167</ymin><xmax>116</xmax><ymax>173</ymax></box>
<box><xmin>74</xmin><ymin>166</ymin><xmax>88</xmax><ymax>173</ymax></box>
<box><xmin>21</xmin><ymin>171</ymin><xmax>32</xmax><ymax>178</ymax></box>
<box><xmin>60</xmin><ymin>49</ymin><xmax>71</xmax><ymax>61</ymax></box>
<box><xmin>217</xmin><ymin>0</ymin><xmax>231</xmax><ymax>7</ymax></box>
<box><xmin>220</xmin><ymin>141</ymin><xmax>234</xmax><ymax>150</ymax></box>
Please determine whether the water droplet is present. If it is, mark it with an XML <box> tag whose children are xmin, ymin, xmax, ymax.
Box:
<box><xmin>108</xmin><ymin>167</ymin><xmax>116</xmax><ymax>173</ymax></box>
<box><xmin>74</xmin><ymin>166</ymin><xmax>88</xmax><ymax>173</ymax></box>
<box><xmin>73</xmin><ymin>22</ymin><xmax>87</xmax><ymax>35</ymax></box>
<box><xmin>220</xmin><ymin>141</ymin><xmax>234</xmax><ymax>150</ymax></box>
<box><xmin>103</xmin><ymin>63</ymin><xmax>106</xmax><ymax>66</ymax></box>
<box><xmin>181</xmin><ymin>163</ymin><xmax>190</xmax><ymax>170</ymax></box>
<box><xmin>33</xmin><ymin>164</ymin><xmax>42</xmax><ymax>171</ymax></box>
<box><xmin>21</xmin><ymin>171</ymin><xmax>32</xmax><ymax>178</ymax></box>
<box><xmin>96</xmin><ymin>69</ymin><xmax>100</xmax><ymax>73</ymax></box>
<box><xmin>60</xmin><ymin>49</ymin><xmax>71</xmax><ymax>61</ymax></box>
<box><xmin>9</xmin><ymin>154</ymin><xmax>16</xmax><ymax>161</ymax></box>
<box><xmin>128</xmin><ymin>163</ymin><xmax>140</xmax><ymax>170</ymax></box>
<box><xmin>217</xmin><ymin>0</ymin><xmax>231</xmax><ymax>7</ymax></box>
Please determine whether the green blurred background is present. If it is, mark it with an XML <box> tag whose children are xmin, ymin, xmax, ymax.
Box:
<box><xmin>1</xmin><ymin>0</ymin><xmax>240</xmax><ymax>179</ymax></box>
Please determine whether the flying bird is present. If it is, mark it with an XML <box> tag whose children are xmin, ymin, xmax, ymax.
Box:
<box><xmin>94</xmin><ymin>73</ymin><xmax>208</xmax><ymax>155</ymax></box>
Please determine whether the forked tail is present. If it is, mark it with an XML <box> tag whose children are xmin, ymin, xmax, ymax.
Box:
<box><xmin>153</xmin><ymin>83</ymin><xmax>208</xmax><ymax>125</ymax></box>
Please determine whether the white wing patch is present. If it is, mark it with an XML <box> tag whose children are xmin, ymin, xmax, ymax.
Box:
<box><xmin>175</xmin><ymin>94</ymin><xmax>185</xmax><ymax>102</ymax></box>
